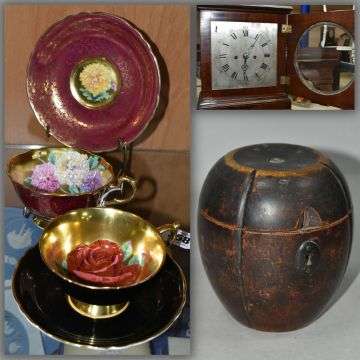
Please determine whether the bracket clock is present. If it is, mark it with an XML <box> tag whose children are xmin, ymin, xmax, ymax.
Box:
<box><xmin>198</xmin><ymin>5</ymin><xmax>355</xmax><ymax>110</ymax></box>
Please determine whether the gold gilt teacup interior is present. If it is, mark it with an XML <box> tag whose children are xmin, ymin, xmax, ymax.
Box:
<box><xmin>39</xmin><ymin>207</ymin><xmax>179</xmax><ymax>318</ymax></box>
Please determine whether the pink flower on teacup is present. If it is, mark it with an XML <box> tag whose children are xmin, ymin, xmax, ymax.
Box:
<box><xmin>30</xmin><ymin>163</ymin><xmax>60</xmax><ymax>192</ymax></box>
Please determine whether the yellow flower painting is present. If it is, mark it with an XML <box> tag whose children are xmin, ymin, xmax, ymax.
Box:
<box><xmin>79</xmin><ymin>63</ymin><xmax>114</xmax><ymax>97</ymax></box>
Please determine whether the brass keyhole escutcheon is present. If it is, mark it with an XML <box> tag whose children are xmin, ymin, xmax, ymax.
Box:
<box><xmin>296</xmin><ymin>240</ymin><xmax>321</xmax><ymax>274</ymax></box>
<box><xmin>304</xmin><ymin>245</ymin><xmax>314</xmax><ymax>273</ymax></box>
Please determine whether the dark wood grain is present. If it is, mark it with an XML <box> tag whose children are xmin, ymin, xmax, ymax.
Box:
<box><xmin>198</xmin><ymin>93</ymin><xmax>290</xmax><ymax>110</ymax></box>
<box><xmin>288</xmin><ymin>10</ymin><xmax>354</xmax><ymax>109</ymax></box>
<box><xmin>197</xmin><ymin>5</ymin><xmax>292</xmax><ymax>15</ymax></box>
<box><xmin>198</xmin><ymin>6</ymin><xmax>291</xmax><ymax>110</ymax></box>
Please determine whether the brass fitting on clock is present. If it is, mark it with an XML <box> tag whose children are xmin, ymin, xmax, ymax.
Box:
<box><xmin>281</xmin><ymin>24</ymin><xmax>292</xmax><ymax>33</ymax></box>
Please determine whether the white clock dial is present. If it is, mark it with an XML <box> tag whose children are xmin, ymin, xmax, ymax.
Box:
<box><xmin>211</xmin><ymin>21</ymin><xmax>278</xmax><ymax>90</ymax></box>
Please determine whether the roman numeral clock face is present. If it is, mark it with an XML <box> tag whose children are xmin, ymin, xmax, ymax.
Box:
<box><xmin>211</xmin><ymin>21</ymin><xmax>278</xmax><ymax>90</ymax></box>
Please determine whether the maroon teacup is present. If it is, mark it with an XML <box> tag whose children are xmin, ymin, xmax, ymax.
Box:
<box><xmin>7</xmin><ymin>147</ymin><xmax>136</xmax><ymax>225</ymax></box>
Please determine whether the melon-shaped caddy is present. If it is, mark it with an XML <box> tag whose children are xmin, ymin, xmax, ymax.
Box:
<box><xmin>198</xmin><ymin>143</ymin><xmax>352</xmax><ymax>332</ymax></box>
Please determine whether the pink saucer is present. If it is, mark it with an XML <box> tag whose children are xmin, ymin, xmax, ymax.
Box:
<box><xmin>27</xmin><ymin>12</ymin><xmax>160</xmax><ymax>152</ymax></box>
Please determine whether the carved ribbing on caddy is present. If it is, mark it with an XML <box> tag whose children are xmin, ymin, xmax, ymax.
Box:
<box><xmin>198</xmin><ymin>144</ymin><xmax>352</xmax><ymax>331</ymax></box>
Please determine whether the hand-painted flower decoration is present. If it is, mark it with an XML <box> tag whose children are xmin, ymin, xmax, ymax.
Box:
<box><xmin>79</xmin><ymin>63</ymin><xmax>113</xmax><ymax>97</ymax></box>
<box><xmin>67</xmin><ymin>239</ymin><xmax>143</xmax><ymax>286</ymax></box>
<box><xmin>24</xmin><ymin>150</ymin><xmax>107</xmax><ymax>194</ymax></box>
<box><xmin>30</xmin><ymin>163</ymin><xmax>60</xmax><ymax>192</ymax></box>
<box><xmin>54</xmin><ymin>151</ymin><xmax>90</xmax><ymax>187</ymax></box>
<box><xmin>80</xmin><ymin>170</ymin><xmax>103</xmax><ymax>193</ymax></box>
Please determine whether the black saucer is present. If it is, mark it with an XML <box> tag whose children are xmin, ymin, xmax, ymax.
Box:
<box><xmin>12</xmin><ymin>246</ymin><xmax>186</xmax><ymax>349</ymax></box>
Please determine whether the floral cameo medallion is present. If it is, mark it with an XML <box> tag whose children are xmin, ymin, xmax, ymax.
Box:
<box><xmin>70</xmin><ymin>57</ymin><xmax>120</xmax><ymax>108</ymax></box>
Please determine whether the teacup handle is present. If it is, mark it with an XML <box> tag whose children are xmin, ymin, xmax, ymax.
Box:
<box><xmin>157</xmin><ymin>222</ymin><xmax>181</xmax><ymax>245</ymax></box>
<box><xmin>98</xmin><ymin>175</ymin><xmax>137</xmax><ymax>207</ymax></box>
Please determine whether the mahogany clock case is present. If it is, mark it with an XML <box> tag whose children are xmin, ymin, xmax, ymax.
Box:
<box><xmin>198</xmin><ymin>144</ymin><xmax>352</xmax><ymax>332</ymax></box>
<box><xmin>197</xmin><ymin>5</ymin><xmax>355</xmax><ymax>110</ymax></box>
<box><xmin>198</xmin><ymin>5</ymin><xmax>291</xmax><ymax>110</ymax></box>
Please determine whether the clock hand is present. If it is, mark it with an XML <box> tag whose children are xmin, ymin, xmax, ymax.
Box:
<box><xmin>250</xmin><ymin>34</ymin><xmax>260</xmax><ymax>49</ymax></box>
<box><xmin>241</xmin><ymin>53</ymin><xmax>249</xmax><ymax>82</ymax></box>
<box><xmin>242</xmin><ymin>69</ymin><xmax>249</xmax><ymax>82</ymax></box>
<box><xmin>241</xmin><ymin>53</ymin><xmax>249</xmax><ymax>72</ymax></box>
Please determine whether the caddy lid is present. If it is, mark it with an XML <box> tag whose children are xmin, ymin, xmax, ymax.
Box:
<box><xmin>199</xmin><ymin>144</ymin><xmax>352</xmax><ymax>232</ymax></box>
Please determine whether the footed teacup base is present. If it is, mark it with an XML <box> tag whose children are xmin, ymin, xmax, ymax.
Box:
<box><xmin>66</xmin><ymin>295</ymin><xmax>130</xmax><ymax>319</ymax></box>
<box><xmin>23</xmin><ymin>207</ymin><xmax>52</xmax><ymax>229</ymax></box>
<box><xmin>32</xmin><ymin>216</ymin><xmax>51</xmax><ymax>229</ymax></box>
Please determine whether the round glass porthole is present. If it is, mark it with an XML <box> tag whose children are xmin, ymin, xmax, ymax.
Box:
<box><xmin>294</xmin><ymin>22</ymin><xmax>355</xmax><ymax>95</ymax></box>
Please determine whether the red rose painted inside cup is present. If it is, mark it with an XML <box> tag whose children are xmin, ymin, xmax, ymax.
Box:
<box><xmin>39</xmin><ymin>208</ymin><xmax>179</xmax><ymax>292</ymax></box>
<box><xmin>67</xmin><ymin>240</ymin><xmax>142</xmax><ymax>286</ymax></box>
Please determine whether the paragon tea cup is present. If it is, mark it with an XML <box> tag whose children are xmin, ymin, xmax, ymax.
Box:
<box><xmin>7</xmin><ymin>147</ymin><xmax>136</xmax><ymax>225</ymax></box>
<box><xmin>38</xmin><ymin>207</ymin><xmax>179</xmax><ymax>318</ymax></box>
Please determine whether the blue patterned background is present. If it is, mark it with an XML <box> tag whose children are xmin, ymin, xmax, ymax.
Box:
<box><xmin>4</xmin><ymin>207</ymin><xmax>64</xmax><ymax>355</ymax></box>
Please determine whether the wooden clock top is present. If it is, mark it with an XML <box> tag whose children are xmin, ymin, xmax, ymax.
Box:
<box><xmin>197</xmin><ymin>5</ymin><xmax>293</xmax><ymax>14</ymax></box>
